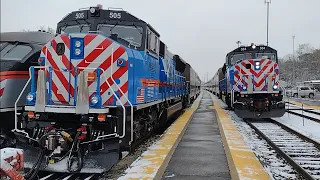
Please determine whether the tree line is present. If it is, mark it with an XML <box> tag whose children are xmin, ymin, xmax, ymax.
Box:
<box><xmin>279</xmin><ymin>44</ymin><xmax>320</xmax><ymax>87</ymax></box>
<box><xmin>21</xmin><ymin>26</ymin><xmax>56</xmax><ymax>34</ymax></box>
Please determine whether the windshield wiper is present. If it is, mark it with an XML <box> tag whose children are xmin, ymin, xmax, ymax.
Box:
<box><xmin>132</xmin><ymin>23</ymin><xmax>143</xmax><ymax>35</ymax></box>
<box><xmin>109</xmin><ymin>22</ymin><xmax>119</xmax><ymax>33</ymax></box>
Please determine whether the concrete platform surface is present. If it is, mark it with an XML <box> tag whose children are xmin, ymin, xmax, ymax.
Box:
<box><xmin>162</xmin><ymin>92</ymin><xmax>231</xmax><ymax>180</ymax></box>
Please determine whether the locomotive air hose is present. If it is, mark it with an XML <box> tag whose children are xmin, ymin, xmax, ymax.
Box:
<box><xmin>67</xmin><ymin>132</ymin><xmax>84</xmax><ymax>173</ymax></box>
<box><xmin>24</xmin><ymin>132</ymin><xmax>52</xmax><ymax>180</ymax></box>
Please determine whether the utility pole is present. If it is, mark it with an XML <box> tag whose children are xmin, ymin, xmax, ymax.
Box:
<box><xmin>292</xmin><ymin>35</ymin><xmax>295</xmax><ymax>58</ymax></box>
<box><xmin>292</xmin><ymin>35</ymin><xmax>295</xmax><ymax>85</ymax></box>
<box><xmin>236</xmin><ymin>41</ymin><xmax>241</xmax><ymax>47</ymax></box>
<box><xmin>265</xmin><ymin>0</ymin><xmax>271</xmax><ymax>46</ymax></box>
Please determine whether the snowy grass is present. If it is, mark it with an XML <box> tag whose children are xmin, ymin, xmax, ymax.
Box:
<box><xmin>274</xmin><ymin>112</ymin><xmax>320</xmax><ymax>143</ymax></box>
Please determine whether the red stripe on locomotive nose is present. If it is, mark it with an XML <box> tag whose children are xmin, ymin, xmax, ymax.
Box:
<box><xmin>0</xmin><ymin>88</ymin><xmax>4</xmax><ymax>97</ymax></box>
<box><xmin>51</xmin><ymin>80</ymin><xmax>68</xmax><ymax>104</ymax></box>
<box><xmin>87</xmin><ymin>46</ymin><xmax>126</xmax><ymax>87</ymax></box>
<box><xmin>47</xmin><ymin>50</ymin><xmax>75</xmax><ymax>97</ymax></box>
<box><xmin>98</xmin><ymin>60</ymin><xmax>128</xmax><ymax>94</ymax></box>
<box><xmin>84</xmin><ymin>34</ymin><xmax>96</xmax><ymax>46</ymax></box>
<box><xmin>72</xmin><ymin>39</ymin><xmax>113</xmax><ymax>76</ymax></box>
<box><xmin>60</xmin><ymin>34</ymin><xmax>70</xmax><ymax>49</ymax></box>
<box><xmin>103</xmin><ymin>81</ymin><xmax>128</xmax><ymax>105</ymax></box>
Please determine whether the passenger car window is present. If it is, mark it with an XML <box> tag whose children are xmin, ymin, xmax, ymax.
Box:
<box><xmin>0</xmin><ymin>42</ymin><xmax>8</xmax><ymax>50</ymax></box>
<box><xmin>0</xmin><ymin>44</ymin><xmax>32</xmax><ymax>61</ymax></box>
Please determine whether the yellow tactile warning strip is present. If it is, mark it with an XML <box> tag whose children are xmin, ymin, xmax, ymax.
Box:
<box><xmin>117</xmin><ymin>92</ymin><xmax>203</xmax><ymax>180</ymax></box>
<box><xmin>286</xmin><ymin>98</ymin><xmax>320</xmax><ymax>110</ymax></box>
<box><xmin>208</xmin><ymin>92</ymin><xmax>271</xmax><ymax>180</ymax></box>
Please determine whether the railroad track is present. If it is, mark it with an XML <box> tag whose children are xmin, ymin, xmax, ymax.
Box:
<box><xmin>245</xmin><ymin>119</ymin><xmax>320</xmax><ymax>180</ymax></box>
<box><xmin>36</xmin><ymin>172</ymin><xmax>101</xmax><ymax>180</ymax></box>
<box><xmin>286</xmin><ymin>109</ymin><xmax>320</xmax><ymax>124</ymax></box>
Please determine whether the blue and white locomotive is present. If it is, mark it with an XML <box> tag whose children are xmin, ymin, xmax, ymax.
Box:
<box><xmin>12</xmin><ymin>5</ymin><xmax>201</xmax><ymax>173</ymax></box>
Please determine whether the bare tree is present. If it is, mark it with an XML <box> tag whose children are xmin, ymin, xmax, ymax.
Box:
<box><xmin>280</xmin><ymin>44</ymin><xmax>320</xmax><ymax>87</ymax></box>
<box><xmin>21</xmin><ymin>26</ymin><xmax>56</xmax><ymax>34</ymax></box>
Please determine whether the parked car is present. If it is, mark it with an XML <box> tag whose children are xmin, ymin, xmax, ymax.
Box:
<box><xmin>286</xmin><ymin>86</ymin><xmax>316</xmax><ymax>98</ymax></box>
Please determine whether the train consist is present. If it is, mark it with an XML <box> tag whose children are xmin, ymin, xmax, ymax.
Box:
<box><xmin>203</xmin><ymin>44</ymin><xmax>285</xmax><ymax>118</ymax></box>
<box><xmin>0</xmin><ymin>31</ymin><xmax>54</xmax><ymax>148</ymax></box>
<box><xmin>10</xmin><ymin>5</ymin><xmax>201</xmax><ymax>174</ymax></box>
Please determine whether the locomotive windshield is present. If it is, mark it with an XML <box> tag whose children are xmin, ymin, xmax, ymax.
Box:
<box><xmin>97</xmin><ymin>24</ymin><xmax>143</xmax><ymax>48</ymax></box>
<box><xmin>228</xmin><ymin>45</ymin><xmax>278</xmax><ymax>65</ymax></box>
<box><xmin>230</xmin><ymin>53</ymin><xmax>252</xmax><ymax>64</ymax></box>
<box><xmin>60</xmin><ymin>24</ymin><xmax>91</xmax><ymax>34</ymax></box>
<box><xmin>256</xmin><ymin>52</ymin><xmax>276</xmax><ymax>61</ymax></box>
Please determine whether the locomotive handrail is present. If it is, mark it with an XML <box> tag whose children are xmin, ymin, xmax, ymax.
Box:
<box><xmin>110</xmin><ymin>47</ymin><xmax>133</xmax><ymax>141</ymax></box>
<box><xmin>76</xmin><ymin>66</ymin><xmax>126</xmax><ymax>139</ymax></box>
<box><xmin>14</xmin><ymin>66</ymin><xmax>127</xmax><ymax>140</ymax></box>
<box><xmin>231</xmin><ymin>76</ymin><xmax>243</xmax><ymax>107</ymax></box>
<box><xmin>14</xmin><ymin>66</ymin><xmax>48</xmax><ymax>130</ymax></box>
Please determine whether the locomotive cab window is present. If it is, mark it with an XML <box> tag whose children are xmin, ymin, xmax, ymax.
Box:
<box><xmin>97</xmin><ymin>24</ymin><xmax>143</xmax><ymax>49</ymax></box>
<box><xmin>59</xmin><ymin>24</ymin><xmax>91</xmax><ymax>34</ymax></box>
<box><xmin>229</xmin><ymin>53</ymin><xmax>252</xmax><ymax>65</ymax></box>
<box><xmin>147</xmin><ymin>29</ymin><xmax>159</xmax><ymax>55</ymax></box>
<box><xmin>256</xmin><ymin>53</ymin><xmax>277</xmax><ymax>62</ymax></box>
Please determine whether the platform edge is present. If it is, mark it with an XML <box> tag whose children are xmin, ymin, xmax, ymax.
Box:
<box><xmin>117</xmin><ymin>92</ymin><xmax>203</xmax><ymax>180</ymax></box>
<box><xmin>208</xmin><ymin>91</ymin><xmax>271</xmax><ymax>180</ymax></box>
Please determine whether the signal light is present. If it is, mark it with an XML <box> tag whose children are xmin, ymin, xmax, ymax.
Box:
<box><xmin>28</xmin><ymin>112</ymin><xmax>35</xmax><ymax>119</ymax></box>
<box><xmin>88</xmin><ymin>72</ymin><xmax>96</xmax><ymax>81</ymax></box>
<box><xmin>98</xmin><ymin>114</ymin><xmax>106</xmax><ymax>122</ymax></box>
<box><xmin>38</xmin><ymin>57</ymin><xmax>45</xmax><ymax>66</ymax></box>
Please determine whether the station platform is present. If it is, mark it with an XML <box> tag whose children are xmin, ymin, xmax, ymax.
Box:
<box><xmin>162</xmin><ymin>92</ymin><xmax>230</xmax><ymax>179</ymax></box>
<box><xmin>286</xmin><ymin>98</ymin><xmax>320</xmax><ymax>110</ymax></box>
<box><xmin>119</xmin><ymin>91</ymin><xmax>270</xmax><ymax>180</ymax></box>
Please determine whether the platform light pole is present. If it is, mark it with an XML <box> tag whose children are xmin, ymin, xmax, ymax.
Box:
<box><xmin>236</xmin><ymin>41</ymin><xmax>241</xmax><ymax>47</ymax></box>
<box><xmin>265</xmin><ymin>0</ymin><xmax>271</xmax><ymax>46</ymax></box>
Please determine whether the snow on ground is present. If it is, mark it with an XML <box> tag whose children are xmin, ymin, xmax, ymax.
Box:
<box><xmin>214</xmin><ymin>98</ymin><xmax>299</xmax><ymax>180</ymax></box>
<box><xmin>274</xmin><ymin>112</ymin><xmax>320</xmax><ymax>143</ymax></box>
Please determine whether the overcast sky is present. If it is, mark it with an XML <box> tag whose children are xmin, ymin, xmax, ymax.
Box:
<box><xmin>1</xmin><ymin>0</ymin><xmax>320</xmax><ymax>81</ymax></box>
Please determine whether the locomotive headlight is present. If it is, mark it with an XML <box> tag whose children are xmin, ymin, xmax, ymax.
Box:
<box><xmin>90</xmin><ymin>7</ymin><xmax>96</xmax><ymax>14</ymax></box>
<box><xmin>255</xmin><ymin>65</ymin><xmax>260</xmax><ymax>69</ymax></box>
<box><xmin>90</xmin><ymin>96</ymin><xmax>99</xmax><ymax>104</ymax></box>
<box><xmin>75</xmin><ymin>48</ymin><xmax>81</xmax><ymax>55</ymax></box>
<box><xmin>26</xmin><ymin>93</ymin><xmax>34</xmax><ymax>102</ymax></box>
<box><xmin>255</xmin><ymin>62</ymin><xmax>260</xmax><ymax>66</ymax></box>
<box><xmin>75</xmin><ymin>41</ymin><xmax>81</xmax><ymax>48</ymax></box>
<box><xmin>252</xmin><ymin>45</ymin><xmax>256</xmax><ymax>49</ymax></box>
<box><xmin>273</xmin><ymin>85</ymin><xmax>278</xmax><ymax>90</ymax></box>
<box><xmin>243</xmin><ymin>86</ymin><xmax>247</xmax><ymax>90</ymax></box>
